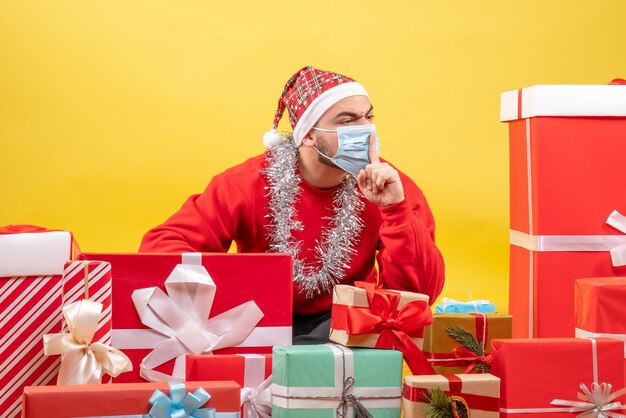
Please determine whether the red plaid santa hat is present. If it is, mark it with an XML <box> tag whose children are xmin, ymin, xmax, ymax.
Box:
<box><xmin>263</xmin><ymin>66</ymin><xmax>369</xmax><ymax>147</ymax></box>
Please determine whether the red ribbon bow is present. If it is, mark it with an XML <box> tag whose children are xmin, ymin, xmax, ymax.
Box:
<box><xmin>452</xmin><ymin>346</ymin><xmax>492</xmax><ymax>373</ymax></box>
<box><xmin>340</xmin><ymin>282</ymin><xmax>435</xmax><ymax>375</ymax></box>
<box><xmin>0</xmin><ymin>225</ymin><xmax>48</xmax><ymax>234</ymax></box>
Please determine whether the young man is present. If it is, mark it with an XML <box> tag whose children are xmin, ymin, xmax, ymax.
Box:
<box><xmin>139</xmin><ymin>66</ymin><xmax>445</xmax><ymax>343</ymax></box>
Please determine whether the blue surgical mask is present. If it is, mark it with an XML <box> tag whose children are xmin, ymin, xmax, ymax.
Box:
<box><xmin>312</xmin><ymin>124</ymin><xmax>381</xmax><ymax>176</ymax></box>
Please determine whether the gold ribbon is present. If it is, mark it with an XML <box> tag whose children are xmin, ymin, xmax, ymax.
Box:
<box><xmin>551</xmin><ymin>383</ymin><xmax>626</xmax><ymax>418</ymax></box>
<box><xmin>82</xmin><ymin>261</ymin><xmax>89</xmax><ymax>299</ymax></box>
<box><xmin>43</xmin><ymin>300</ymin><xmax>133</xmax><ymax>385</ymax></box>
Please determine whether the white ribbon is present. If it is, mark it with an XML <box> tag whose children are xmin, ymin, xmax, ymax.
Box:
<box><xmin>242</xmin><ymin>376</ymin><xmax>273</xmax><ymax>418</ymax></box>
<box><xmin>510</xmin><ymin>211</ymin><xmax>626</xmax><ymax>267</ymax></box>
<box><xmin>576</xmin><ymin>329</ymin><xmax>626</xmax><ymax>357</ymax></box>
<box><xmin>131</xmin><ymin>257</ymin><xmax>264</xmax><ymax>381</ymax></box>
<box><xmin>551</xmin><ymin>383</ymin><xmax>626</xmax><ymax>418</ymax></box>
<box><xmin>43</xmin><ymin>300</ymin><xmax>132</xmax><ymax>385</ymax></box>
<box><xmin>500</xmin><ymin>339</ymin><xmax>626</xmax><ymax>416</ymax></box>
<box><xmin>239</xmin><ymin>354</ymin><xmax>272</xmax><ymax>418</ymax></box>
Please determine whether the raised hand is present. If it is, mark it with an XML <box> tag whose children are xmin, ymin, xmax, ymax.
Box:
<box><xmin>356</xmin><ymin>132</ymin><xmax>405</xmax><ymax>207</ymax></box>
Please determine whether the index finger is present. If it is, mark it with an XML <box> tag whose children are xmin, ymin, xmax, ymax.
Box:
<box><xmin>368</xmin><ymin>131</ymin><xmax>380</xmax><ymax>164</ymax></box>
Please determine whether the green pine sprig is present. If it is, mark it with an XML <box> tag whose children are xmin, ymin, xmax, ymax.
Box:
<box><xmin>422</xmin><ymin>388</ymin><xmax>469</xmax><ymax>418</ymax></box>
<box><xmin>445</xmin><ymin>324</ymin><xmax>491</xmax><ymax>373</ymax></box>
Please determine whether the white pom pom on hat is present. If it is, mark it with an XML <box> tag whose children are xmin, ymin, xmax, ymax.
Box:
<box><xmin>263</xmin><ymin>66</ymin><xmax>368</xmax><ymax>148</ymax></box>
<box><xmin>263</xmin><ymin>129</ymin><xmax>284</xmax><ymax>148</ymax></box>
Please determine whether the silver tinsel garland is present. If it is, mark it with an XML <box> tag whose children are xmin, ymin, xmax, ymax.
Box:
<box><xmin>263</xmin><ymin>137</ymin><xmax>365</xmax><ymax>298</ymax></box>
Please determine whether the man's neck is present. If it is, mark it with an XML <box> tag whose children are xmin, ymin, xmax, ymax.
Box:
<box><xmin>298</xmin><ymin>147</ymin><xmax>347</xmax><ymax>189</ymax></box>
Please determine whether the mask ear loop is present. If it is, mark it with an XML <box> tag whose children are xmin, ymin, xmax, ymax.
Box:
<box><xmin>312</xmin><ymin>127</ymin><xmax>338</xmax><ymax>133</ymax></box>
<box><xmin>310</xmin><ymin>127</ymin><xmax>337</xmax><ymax>161</ymax></box>
<box><xmin>313</xmin><ymin>146</ymin><xmax>334</xmax><ymax>161</ymax></box>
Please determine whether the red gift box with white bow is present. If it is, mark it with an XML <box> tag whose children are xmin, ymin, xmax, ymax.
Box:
<box><xmin>78</xmin><ymin>252</ymin><xmax>292</xmax><ymax>382</ymax></box>
<box><xmin>491</xmin><ymin>338</ymin><xmax>626</xmax><ymax>418</ymax></box>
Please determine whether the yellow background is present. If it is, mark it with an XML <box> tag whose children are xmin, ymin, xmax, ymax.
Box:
<box><xmin>2</xmin><ymin>1</ymin><xmax>626</xmax><ymax>312</ymax></box>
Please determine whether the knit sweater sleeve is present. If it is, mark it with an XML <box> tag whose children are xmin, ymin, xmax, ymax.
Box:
<box><xmin>375</xmin><ymin>173</ymin><xmax>445</xmax><ymax>305</ymax></box>
<box><xmin>139</xmin><ymin>166</ymin><xmax>250</xmax><ymax>253</ymax></box>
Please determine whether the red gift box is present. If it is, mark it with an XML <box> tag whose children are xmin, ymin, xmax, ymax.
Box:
<box><xmin>575</xmin><ymin>277</ymin><xmax>626</xmax><ymax>378</ymax></box>
<box><xmin>187</xmin><ymin>353</ymin><xmax>272</xmax><ymax>417</ymax></box>
<box><xmin>501</xmin><ymin>84</ymin><xmax>626</xmax><ymax>338</ymax></box>
<box><xmin>575</xmin><ymin>277</ymin><xmax>626</xmax><ymax>340</ymax></box>
<box><xmin>21</xmin><ymin>380</ymin><xmax>240</xmax><ymax>418</ymax></box>
<box><xmin>186</xmin><ymin>354</ymin><xmax>272</xmax><ymax>387</ymax></box>
<box><xmin>0</xmin><ymin>228</ymin><xmax>74</xmax><ymax>418</ymax></box>
<box><xmin>491</xmin><ymin>338</ymin><xmax>625</xmax><ymax>418</ymax></box>
<box><xmin>78</xmin><ymin>252</ymin><xmax>292</xmax><ymax>382</ymax></box>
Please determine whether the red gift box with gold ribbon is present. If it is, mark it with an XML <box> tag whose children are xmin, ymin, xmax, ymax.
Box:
<box><xmin>329</xmin><ymin>281</ymin><xmax>434</xmax><ymax>375</ymax></box>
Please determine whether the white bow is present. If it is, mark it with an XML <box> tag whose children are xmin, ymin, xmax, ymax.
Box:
<box><xmin>132</xmin><ymin>262</ymin><xmax>264</xmax><ymax>381</ymax></box>
<box><xmin>607</xmin><ymin>211</ymin><xmax>626</xmax><ymax>266</ymax></box>
<box><xmin>551</xmin><ymin>383</ymin><xmax>626</xmax><ymax>418</ymax></box>
<box><xmin>241</xmin><ymin>375</ymin><xmax>273</xmax><ymax>418</ymax></box>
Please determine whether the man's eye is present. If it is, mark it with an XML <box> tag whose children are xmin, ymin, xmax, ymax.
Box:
<box><xmin>367</xmin><ymin>114</ymin><xmax>375</xmax><ymax>121</ymax></box>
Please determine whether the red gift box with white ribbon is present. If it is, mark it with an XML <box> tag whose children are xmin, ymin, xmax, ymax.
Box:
<box><xmin>78</xmin><ymin>252</ymin><xmax>292</xmax><ymax>382</ymax></box>
<box><xmin>491</xmin><ymin>337</ymin><xmax>625</xmax><ymax>418</ymax></box>
<box><xmin>186</xmin><ymin>353</ymin><xmax>272</xmax><ymax>418</ymax></box>
<box><xmin>501</xmin><ymin>83</ymin><xmax>626</xmax><ymax>338</ymax></box>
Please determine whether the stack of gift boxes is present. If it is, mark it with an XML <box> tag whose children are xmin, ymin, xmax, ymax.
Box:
<box><xmin>3</xmin><ymin>82</ymin><xmax>626</xmax><ymax>418</ymax></box>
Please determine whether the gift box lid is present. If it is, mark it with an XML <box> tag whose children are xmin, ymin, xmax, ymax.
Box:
<box><xmin>0</xmin><ymin>229</ymin><xmax>72</xmax><ymax>276</ymax></box>
<box><xmin>500</xmin><ymin>84</ymin><xmax>626</xmax><ymax>122</ymax></box>
<box><xmin>403</xmin><ymin>373</ymin><xmax>500</xmax><ymax>397</ymax></box>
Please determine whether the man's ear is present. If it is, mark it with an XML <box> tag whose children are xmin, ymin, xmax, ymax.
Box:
<box><xmin>301</xmin><ymin>130</ymin><xmax>316</xmax><ymax>147</ymax></box>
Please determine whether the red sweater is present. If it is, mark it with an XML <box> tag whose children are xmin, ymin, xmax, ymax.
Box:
<box><xmin>139</xmin><ymin>154</ymin><xmax>445</xmax><ymax>314</ymax></box>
